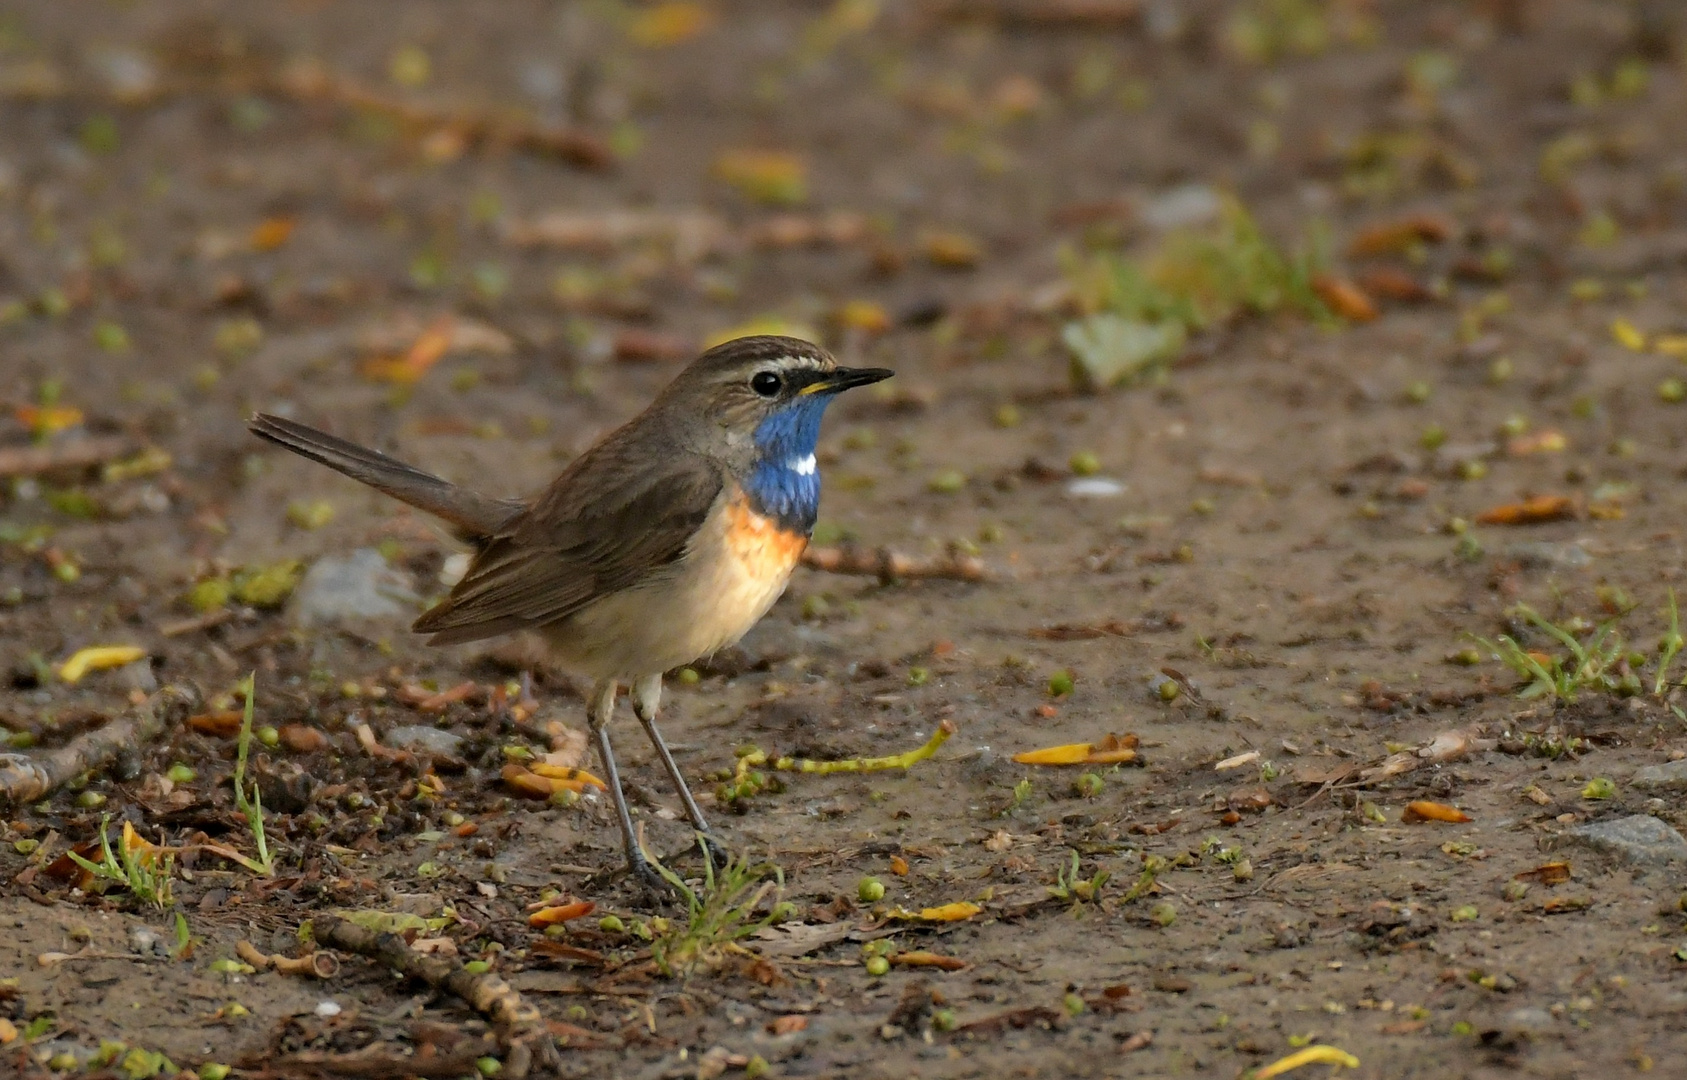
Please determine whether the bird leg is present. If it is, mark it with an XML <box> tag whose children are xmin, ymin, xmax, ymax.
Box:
<box><xmin>586</xmin><ymin>678</ymin><xmax>667</xmax><ymax>894</ymax></box>
<box><xmin>631</xmin><ymin>673</ymin><xmax>728</xmax><ymax>867</ymax></box>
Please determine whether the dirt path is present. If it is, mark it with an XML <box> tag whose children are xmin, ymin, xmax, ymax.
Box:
<box><xmin>5</xmin><ymin>2</ymin><xmax>1687</xmax><ymax>1077</ymax></box>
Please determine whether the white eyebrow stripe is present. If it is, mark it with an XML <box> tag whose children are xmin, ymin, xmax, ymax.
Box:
<box><xmin>787</xmin><ymin>453</ymin><xmax>817</xmax><ymax>476</ymax></box>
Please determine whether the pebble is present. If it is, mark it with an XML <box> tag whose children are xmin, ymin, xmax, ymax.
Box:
<box><xmin>1566</xmin><ymin>814</ymin><xmax>1687</xmax><ymax>865</ymax></box>
<box><xmin>385</xmin><ymin>726</ymin><xmax>466</xmax><ymax>756</ymax></box>
<box><xmin>1498</xmin><ymin>1006</ymin><xmax>1555</xmax><ymax>1035</ymax></box>
<box><xmin>1065</xmin><ymin>477</ymin><xmax>1127</xmax><ymax>499</ymax></box>
<box><xmin>1140</xmin><ymin>184</ymin><xmax>1221</xmax><ymax>231</ymax></box>
<box><xmin>1630</xmin><ymin>759</ymin><xmax>1687</xmax><ymax>792</ymax></box>
<box><xmin>288</xmin><ymin>549</ymin><xmax>419</xmax><ymax>627</ymax></box>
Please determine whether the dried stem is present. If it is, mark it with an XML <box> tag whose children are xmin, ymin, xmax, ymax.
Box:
<box><xmin>801</xmin><ymin>544</ymin><xmax>988</xmax><ymax>584</ymax></box>
<box><xmin>312</xmin><ymin>914</ymin><xmax>555</xmax><ymax>1077</ymax></box>
<box><xmin>0</xmin><ymin>686</ymin><xmax>198</xmax><ymax>809</ymax></box>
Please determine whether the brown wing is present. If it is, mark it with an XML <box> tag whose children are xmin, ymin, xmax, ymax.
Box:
<box><xmin>412</xmin><ymin>442</ymin><xmax>724</xmax><ymax>646</ymax></box>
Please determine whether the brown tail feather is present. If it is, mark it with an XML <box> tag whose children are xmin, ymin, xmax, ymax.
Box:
<box><xmin>247</xmin><ymin>413</ymin><xmax>522</xmax><ymax>540</ymax></box>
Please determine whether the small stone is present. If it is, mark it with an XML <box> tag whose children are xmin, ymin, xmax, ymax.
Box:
<box><xmin>1065</xmin><ymin>477</ymin><xmax>1126</xmax><ymax>498</ymax></box>
<box><xmin>1631</xmin><ymin>760</ymin><xmax>1687</xmax><ymax>792</ymax></box>
<box><xmin>385</xmin><ymin>726</ymin><xmax>465</xmax><ymax>756</ymax></box>
<box><xmin>1567</xmin><ymin>815</ymin><xmax>1687</xmax><ymax>865</ymax></box>
<box><xmin>287</xmin><ymin>549</ymin><xmax>419</xmax><ymax>627</ymax></box>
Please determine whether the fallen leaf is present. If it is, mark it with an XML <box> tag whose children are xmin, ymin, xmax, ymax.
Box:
<box><xmin>1349</xmin><ymin>212</ymin><xmax>1456</xmax><ymax>256</ymax></box>
<box><xmin>1357</xmin><ymin>266</ymin><xmax>1437</xmax><ymax>302</ymax></box>
<box><xmin>889</xmin><ymin>854</ymin><xmax>910</xmax><ymax>876</ymax></box>
<box><xmin>1254</xmin><ymin>1044</ymin><xmax>1360</xmax><ymax>1079</ymax></box>
<box><xmin>187</xmin><ymin>710</ymin><xmax>243</xmax><ymax>737</ymax></box>
<box><xmin>769</xmin><ymin>1014</ymin><xmax>808</xmax><ymax>1036</ymax></box>
<box><xmin>1611</xmin><ymin>317</ymin><xmax>1648</xmax><ymax>352</ymax></box>
<box><xmin>914</xmin><ymin>902</ymin><xmax>981</xmax><ymax>922</ymax></box>
<box><xmin>1063</xmin><ymin>313</ymin><xmax>1185</xmax><ymax>390</ymax></box>
<box><xmin>249</xmin><ymin>216</ymin><xmax>297</xmax><ymax>252</ymax></box>
<box><xmin>528</xmin><ymin>901</ymin><xmax>595</xmax><ymax>928</ymax></box>
<box><xmin>361</xmin><ymin>315</ymin><xmax>455</xmax><ymax>385</ymax></box>
<box><xmin>714</xmin><ymin>149</ymin><xmax>807</xmax><ymax>206</ymax></box>
<box><xmin>1013</xmin><ymin>733</ymin><xmax>1137</xmax><ymax>766</ymax></box>
<box><xmin>0</xmin><ymin>1017</ymin><xmax>15</xmax><ymax>1044</ymax></box>
<box><xmin>1474</xmin><ymin>494</ymin><xmax>1575</xmax><ymax>526</ymax></box>
<box><xmin>920</xmin><ymin>228</ymin><xmax>981</xmax><ymax>268</ymax></box>
<box><xmin>1506</xmin><ymin>430</ymin><xmax>1567</xmax><ymax>456</ymax></box>
<box><xmin>1312</xmin><ymin>275</ymin><xmax>1378</xmax><ymax>321</ymax></box>
<box><xmin>889</xmin><ymin>950</ymin><xmax>967</xmax><ymax>971</ymax></box>
<box><xmin>501</xmin><ymin>764</ymin><xmax>557</xmax><ymax>800</ymax></box>
<box><xmin>15</xmin><ymin>404</ymin><xmax>84</xmax><ymax>436</ymax></box>
<box><xmin>1215</xmin><ymin>750</ymin><xmax>1261</xmax><ymax>771</ymax></box>
<box><xmin>58</xmin><ymin>645</ymin><xmax>146</xmax><ymax>684</ymax></box>
<box><xmin>1402</xmin><ymin>800</ymin><xmax>1472</xmax><ymax>824</ymax></box>
<box><xmin>834</xmin><ymin>299</ymin><xmax>891</xmax><ymax>334</ymax></box>
<box><xmin>1514</xmin><ymin>861</ymin><xmax>1570</xmax><ymax>886</ymax></box>
<box><xmin>628</xmin><ymin>1</ymin><xmax>716</xmax><ymax>47</ymax></box>
<box><xmin>528</xmin><ymin>763</ymin><xmax>607</xmax><ymax>790</ymax></box>
<box><xmin>750</xmin><ymin>921</ymin><xmax>856</xmax><ymax>958</ymax></box>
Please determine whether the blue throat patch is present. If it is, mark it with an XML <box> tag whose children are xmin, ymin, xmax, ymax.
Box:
<box><xmin>743</xmin><ymin>396</ymin><xmax>830</xmax><ymax>533</ymax></box>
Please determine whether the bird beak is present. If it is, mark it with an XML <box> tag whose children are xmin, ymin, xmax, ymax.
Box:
<box><xmin>798</xmin><ymin>367</ymin><xmax>895</xmax><ymax>396</ymax></box>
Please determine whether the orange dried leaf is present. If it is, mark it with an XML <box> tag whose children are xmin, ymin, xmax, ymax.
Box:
<box><xmin>1514</xmin><ymin>861</ymin><xmax>1571</xmax><ymax>886</ymax></box>
<box><xmin>15</xmin><ymin>404</ymin><xmax>85</xmax><ymax>436</ymax></box>
<box><xmin>187</xmin><ymin>710</ymin><xmax>242</xmax><ymax>737</ymax></box>
<box><xmin>1402</xmin><ymin>800</ymin><xmax>1471</xmax><ymax>824</ymax></box>
<box><xmin>889</xmin><ymin>950</ymin><xmax>967</xmax><ymax>971</ymax></box>
<box><xmin>769</xmin><ymin>1014</ymin><xmax>808</xmax><ymax>1036</ymax></box>
<box><xmin>527</xmin><ymin>900</ymin><xmax>595</xmax><ymax>927</ymax></box>
<box><xmin>916</xmin><ymin>901</ymin><xmax>981</xmax><ymax>922</ymax></box>
<box><xmin>628</xmin><ymin>2</ymin><xmax>716</xmax><ymax>47</ymax></box>
<box><xmin>1357</xmin><ymin>266</ymin><xmax>1436</xmax><ymax>303</ymax></box>
<box><xmin>920</xmin><ymin>229</ymin><xmax>981</xmax><ymax>269</ymax></box>
<box><xmin>713</xmin><ymin>150</ymin><xmax>808</xmax><ymax>207</ymax></box>
<box><xmin>249</xmin><ymin>216</ymin><xmax>297</xmax><ymax>252</ymax></box>
<box><xmin>529</xmin><ymin>763</ymin><xmax>608</xmax><ymax>790</ymax></box>
<box><xmin>120</xmin><ymin>820</ymin><xmax>165</xmax><ymax>868</ymax></box>
<box><xmin>1506</xmin><ymin>430</ymin><xmax>1567</xmax><ymax>456</ymax></box>
<box><xmin>1474</xmin><ymin>494</ymin><xmax>1575</xmax><ymax>526</ymax></box>
<box><xmin>1311</xmin><ymin>275</ymin><xmax>1378</xmax><ymax>321</ymax></box>
<box><xmin>362</xmin><ymin>315</ymin><xmax>455</xmax><ymax>385</ymax></box>
<box><xmin>889</xmin><ymin>854</ymin><xmax>910</xmax><ymax>876</ymax></box>
<box><xmin>1349</xmin><ymin>212</ymin><xmax>1456</xmax><ymax>256</ymax></box>
<box><xmin>502</xmin><ymin>763</ymin><xmax>555</xmax><ymax>800</ymax></box>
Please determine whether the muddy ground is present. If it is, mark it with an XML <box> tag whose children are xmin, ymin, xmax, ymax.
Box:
<box><xmin>6</xmin><ymin>1</ymin><xmax>1687</xmax><ymax>1077</ymax></box>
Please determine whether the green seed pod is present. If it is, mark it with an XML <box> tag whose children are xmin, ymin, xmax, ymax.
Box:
<box><xmin>599</xmin><ymin>915</ymin><xmax>626</xmax><ymax>933</ymax></box>
<box><xmin>865</xmin><ymin>955</ymin><xmax>890</xmax><ymax>976</ymax></box>
<box><xmin>166</xmin><ymin>764</ymin><xmax>197</xmax><ymax>784</ymax></box>
<box><xmin>858</xmin><ymin>877</ymin><xmax>886</xmax><ymax>903</ymax></box>
<box><xmin>1074</xmin><ymin>772</ymin><xmax>1103</xmax><ymax>799</ymax></box>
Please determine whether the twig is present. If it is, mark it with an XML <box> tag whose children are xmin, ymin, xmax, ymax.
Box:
<box><xmin>0</xmin><ymin>435</ymin><xmax>139</xmax><ymax>479</ymax></box>
<box><xmin>312</xmin><ymin>914</ymin><xmax>555</xmax><ymax>1077</ymax></box>
<box><xmin>244</xmin><ymin>1040</ymin><xmax>498</xmax><ymax>1079</ymax></box>
<box><xmin>236</xmin><ymin>939</ymin><xmax>340</xmax><ymax>979</ymax></box>
<box><xmin>921</xmin><ymin>0</ymin><xmax>1142</xmax><ymax>27</ymax></box>
<box><xmin>274</xmin><ymin>63</ymin><xmax>612</xmax><ymax>170</ymax></box>
<box><xmin>802</xmin><ymin>544</ymin><xmax>988</xmax><ymax>584</ymax></box>
<box><xmin>0</xmin><ymin>686</ymin><xmax>198</xmax><ymax>808</ymax></box>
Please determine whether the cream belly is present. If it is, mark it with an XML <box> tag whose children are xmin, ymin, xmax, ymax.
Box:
<box><xmin>540</xmin><ymin>490</ymin><xmax>806</xmax><ymax>680</ymax></box>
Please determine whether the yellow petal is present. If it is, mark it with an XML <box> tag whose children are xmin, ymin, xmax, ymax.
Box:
<box><xmin>58</xmin><ymin>645</ymin><xmax>146</xmax><ymax>684</ymax></box>
<box><xmin>1012</xmin><ymin>743</ymin><xmax>1094</xmax><ymax>765</ymax></box>
<box><xmin>917</xmin><ymin>901</ymin><xmax>981</xmax><ymax>922</ymax></box>
<box><xmin>713</xmin><ymin>150</ymin><xmax>808</xmax><ymax>206</ymax></box>
<box><xmin>628</xmin><ymin>2</ymin><xmax>716</xmax><ymax>48</ymax></box>
<box><xmin>1253</xmin><ymin>1045</ymin><xmax>1360</xmax><ymax>1079</ymax></box>
<box><xmin>1611</xmin><ymin>317</ymin><xmax>1647</xmax><ymax>352</ymax></box>
<box><xmin>529</xmin><ymin>763</ymin><xmax>608</xmax><ymax>790</ymax></box>
<box><xmin>1655</xmin><ymin>334</ymin><xmax>1687</xmax><ymax>358</ymax></box>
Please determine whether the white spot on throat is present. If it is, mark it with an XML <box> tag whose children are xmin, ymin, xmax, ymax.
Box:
<box><xmin>787</xmin><ymin>453</ymin><xmax>817</xmax><ymax>476</ymax></box>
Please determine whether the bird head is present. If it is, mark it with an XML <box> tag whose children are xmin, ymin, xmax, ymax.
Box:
<box><xmin>665</xmin><ymin>335</ymin><xmax>892</xmax><ymax>526</ymax></box>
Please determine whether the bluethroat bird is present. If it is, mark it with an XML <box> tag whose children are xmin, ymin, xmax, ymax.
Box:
<box><xmin>249</xmin><ymin>336</ymin><xmax>892</xmax><ymax>889</ymax></box>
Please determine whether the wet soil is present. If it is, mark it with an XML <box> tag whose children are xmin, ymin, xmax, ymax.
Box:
<box><xmin>6</xmin><ymin>2</ymin><xmax>1687</xmax><ymax>1077</ymax></box>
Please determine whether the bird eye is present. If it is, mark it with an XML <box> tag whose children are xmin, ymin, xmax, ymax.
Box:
<box><xmin>750</xmin><ymin>371</ymin><xmax>783</xmax><ymax>398</ymax></box>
